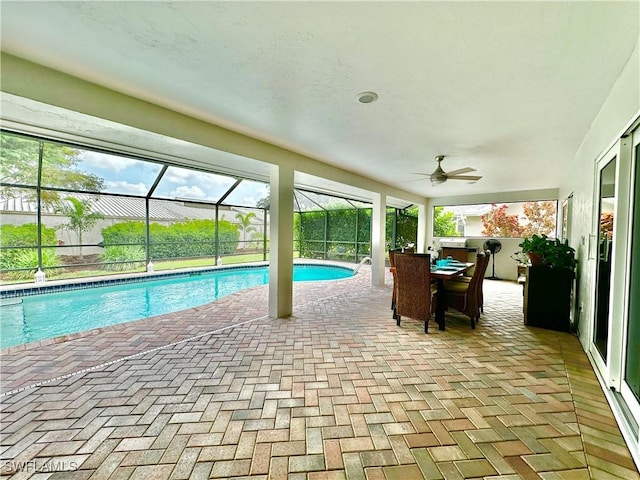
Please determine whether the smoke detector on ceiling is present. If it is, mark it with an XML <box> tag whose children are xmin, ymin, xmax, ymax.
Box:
<box><xmin>357</xmin><ymin>92</ymin><xmax>378</xmax><ymax>104</ymax></box>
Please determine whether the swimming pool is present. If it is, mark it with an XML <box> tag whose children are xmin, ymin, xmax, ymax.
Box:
<box><xmin>0</xmin><ymin>264</ymin><xmax>353</xmax><ymax>349</ymax></box>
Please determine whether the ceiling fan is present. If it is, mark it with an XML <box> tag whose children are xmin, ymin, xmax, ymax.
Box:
<box><xmin>421</xmin><ymin>155</ymin><xmax>482</xmax><ymax>186</ymax></box>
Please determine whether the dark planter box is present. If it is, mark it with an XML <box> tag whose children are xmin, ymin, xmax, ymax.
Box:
<box><xmin>523</xmin><ymin>265</ymin><xmax>574</xmax><ymax>332</ymax></box>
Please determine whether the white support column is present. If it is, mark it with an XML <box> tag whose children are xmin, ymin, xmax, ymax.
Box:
<box><xmin>269</xmin><ymin>164</ymin><xmax>294</xmax><ymax>318</ymax></box>
<box><xmin>371</xmin><ymin>192</ymin><xmax>386</xmax><ymax>286</ymax></box>
<box><xmin>417</xmin><ymin>203</ymin><xmax>428</xmax><ymax>253</ymax></box>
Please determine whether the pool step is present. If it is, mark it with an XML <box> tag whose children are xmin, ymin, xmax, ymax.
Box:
<box><xmin>0</xmin><ymin>298</ymin><xmax>23</xmax><ymax>307</ymax></box>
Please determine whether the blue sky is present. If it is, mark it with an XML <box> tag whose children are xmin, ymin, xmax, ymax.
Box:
<box><xmin>79</xmin><ymin>150</ymin><xmax>268</xmax><ymax>207</ymax></box>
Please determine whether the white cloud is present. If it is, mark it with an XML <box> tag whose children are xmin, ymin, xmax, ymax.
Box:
<box><xmin>105</xmin><ymin>180</ymin><xmax>149</xmax><ymax>195</ymax></box>
<box><xmin>164</xmin><ymin>167</ymin><xmax>234</xmax><ymax>187</ymax></box>
<box><xmin>81</xmin><ymin>151</ymin><xmax>139</xmax><ymax>173</ymax></box>
<box><xmin>164</xmin><ymin>169</ymin><xmax>195</xmax><ymax>183</ymax></box>
<box><xmin>227</xmin><ymin>183</ymin><xmax>269</xmax><ymax>206</ymax></box>
<box><xmin>170</xmin><ymin>185</ymin><xmax>208</xmax><ymax>199</ymax></box>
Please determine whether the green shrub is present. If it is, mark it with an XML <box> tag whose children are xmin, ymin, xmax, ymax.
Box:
<box><xmin>100</xmin><ymin>221</ymin><xmax>146</xmax><ymax>246</ymax></box>
<box><xmin>248</xmin><ymin>231</ymin><xmax>266</xmax><ymax>250</ymax></box>
<box><xmin>327</xmin><ymin>243</ymin><xmax>355</xmax><ymax>261</ymax></box>
<box><xmin>0</xmin><ymin>223</ymin><xmax>58</xmax><ymax>265</ymax></box>
<box><xmin>1</xmin><ymin>223</ymin><xmax>57</xmax><ymax>247</ymax></box>
<box><xmin>0</xmin><ymin>224</ymin><xmax>61</xmax><ymax>279</ymax></box>
<box><xmin>101</xmin><ymin>219</ymin><xmax>239</xmax><ymax>259</ymax></box>
<box><xmin>1</xmin><ymin>248</ymin><xmax>62</xmax><ymax>280</ymax></box>
<box><xmin>295</xmin><ymin>209</ymin><xmax>374</xmax><ymax>259</ymax></box>
<box><xmin>100</xmin><ymin>245</ymin><xmax>146</xmax><ymax>271</ymax></box>
<box><xmin>395</xmin><ymin>211</ymin><xmax>418</xmax><ymax>247</ymax></box>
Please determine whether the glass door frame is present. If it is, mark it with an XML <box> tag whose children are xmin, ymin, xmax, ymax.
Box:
<box><xmin>618</xmin><ymin>128</ymin><xmax>640</xmax><ymax>423</ymax></box>
<box><xmin>589</xmin><ymin>134</ymin><xmax>634</xmax><ymax>387</ymax></box>
<box><xmin>589</xmin><ymin>142</ymin><xmax>620</xmax><ymax>379</ymax></box>
<box><xmin>587</xmin><ymin>114</ymin><xmax>640</xmax><ymax>470</ymax></box>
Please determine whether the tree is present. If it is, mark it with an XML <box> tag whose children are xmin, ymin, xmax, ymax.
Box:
<box><xmin>235</xmin><ymin>212</ymin><xmax>257</xmax><ymax>250</ymax></box>
<box><xmin>396</xmin><ymin>208</ymin><xmax>418</xmax><ymax>247</ymax></box>
<box><xmin>521</xmin><ymin>201</ymin><xmax>556</xmax><ymax>237</ymax></box>
<box><xmin>56</xmin><ymin>197</ymin><xmax>104</xmax><ymax>260</ymax></box>
<box><xmin>433</xmin><ymin>206</ymin><xmax>459</xmax><ymax>237</ymax></box>
<box><xmin>600</xmin><ymin>212</ymin><xmax>614</xmax><ymax>239</ymax></box>
<box><xmin>256</xmin><ymin>194</ymin><xmax>270</xmax><ymax>210</ymax></box>
<box><xmin>0</xmin><ymin>133</ymin><xmax>104</xmax><ymax>205</ymax></box>
<box><xmin>481</xmin><ymin>204</ymin><xmax>523</xmax><ymax>237</ymax></box>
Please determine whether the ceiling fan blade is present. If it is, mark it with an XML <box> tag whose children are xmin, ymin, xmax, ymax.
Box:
<box><xmin>447</xmin><ymin>175</ymin><xmax>482</xmax><ymax>182</ymax></box>
<box><xmin>445</xmin><ymin>167</ymin><xmax>476</xmax><ymax>176</ymax></box>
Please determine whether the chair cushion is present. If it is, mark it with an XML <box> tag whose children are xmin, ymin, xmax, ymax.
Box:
<box><xmin>450</xmin><ymin>276</ymin><xmax>471</xmax><ymax>283</ymax></box>
<box><xmin>442</xmin><ymin>280</ymin><xmax>468</xmax><ymax>293</ymax></box>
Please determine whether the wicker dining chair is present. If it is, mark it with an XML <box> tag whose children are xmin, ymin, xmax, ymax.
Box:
<box><xmin>394</xmin><ymin>253</ymin><xmax>438</xmax><ymax>333</ymax></box>
<box><xmin>388</xmin><ymin>247</ymin><xmax>404</xmax><ymax>319</ymax></box>
<box><xmin>445</xmin><ymin>249</ymin><xmax>491</xmax><ymax>314</ymax></box>
<box><xmin>441</xmin><ymin>251</ymin><xmax>489</xmax><ymax>329</ymax></box>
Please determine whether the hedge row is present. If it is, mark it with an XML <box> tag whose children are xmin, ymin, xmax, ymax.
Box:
<box><xmin>295</xmin><ymin>209</ymin><xmax>373</xmax><ymax>260</ymax></box>
<box><xmin>0</xmin><ymin>223</ymin><xmax>58</xmax><ymax>248</ymax></box>
<box><xmin>0</xmin><ymin>224</ymin><xmax>60</xmax><ymax>273</ymax></box>
<box><xmin>101</xmin><ymin>219</ymin><xmax>239</xmax><ymax>259</ymax></box>
<box><xmin>392</xmin><ymin>212</ymin><xmax>418</xmax><ymax>249</ymax></box>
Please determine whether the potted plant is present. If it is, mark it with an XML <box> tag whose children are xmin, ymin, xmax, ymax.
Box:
<box><xmin>518</xmin><ymin>233</ymin><xmax>549</xmax><ymax>266</ymax></box>
<box><xmin>518</xmin><ymin>234</ymin><xmax>576</xmax><ymax>272</ymax></box>
<box><xmin>518</xmin><ymin>234</ymin><xmax>577</xmax><ymax>332</ymax></box>
<box><xmin>543</xmin><ymin>238</ymin><xmax>577</xmax><ymax>271</ymax></box>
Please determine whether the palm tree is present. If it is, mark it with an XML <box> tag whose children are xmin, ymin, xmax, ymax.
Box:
<box><xmin>235</xmin><ymin>212</ymin><xmax>257</xmax><ymax>250</ymax></box>
<box><xmin>56</xmin><ymin>196</ymin><xmax>104</xmax><ymax>260</ymax></box>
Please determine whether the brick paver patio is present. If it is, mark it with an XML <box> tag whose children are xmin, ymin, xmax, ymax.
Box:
<box><xmin>1</xmin><ymin>266</ymin><xmax>638</xmax><ymax>479</ymax></box>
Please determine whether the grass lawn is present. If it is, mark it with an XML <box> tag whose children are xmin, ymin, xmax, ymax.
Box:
<box><xmin>154</xmin><ymin>253</ymin><xmax>268</xmax><ymax>270</ymax></box>
<box><xmin>1</xmin><ymin>252</ymin><xmax>305</xmax><ymax>285</ymax></box>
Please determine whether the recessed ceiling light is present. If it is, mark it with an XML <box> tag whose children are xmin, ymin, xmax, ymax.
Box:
<box><xmin>357</xmin><ymin>91</ymin><xmax>378</xmax><ymax>104</ymax></box>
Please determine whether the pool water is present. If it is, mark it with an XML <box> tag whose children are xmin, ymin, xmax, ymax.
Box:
<box><xmin>0</xmin><ymin>264</ymin><xmax>352</xmax><ymax>349</ymax></box>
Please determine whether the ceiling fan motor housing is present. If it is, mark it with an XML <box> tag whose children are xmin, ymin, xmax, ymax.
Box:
<box><xmin>430</xmin><ymin>157</ymin><xmax>447</xmax><ymax>184</ymax></box>
<box><xmin>429</xmin><ymin>155</ymin><xmax>482</xmax><ymax>185</ymax></box>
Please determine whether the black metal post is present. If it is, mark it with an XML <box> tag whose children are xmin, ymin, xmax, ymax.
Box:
<box><xmin>145</xmin><ymin>197</ymin><xmax>151</xmax><ymax>265</ymax></box>
<box><xmin>298</xmin><ymin>212</ymin><xmax>304</xmax><ymax>258</ymax></box>
<box><xmin>36</xmin><ymin>142</ymin><xmax>44</xmax><ymax>270</ymax></box>
<box><xmin>354</xmin><ymin>208</ymin><xmax>359</xmax><ymax>262</ymax></box>
<box><xmin>393</xmin><ymin>208</ymin><xmax>398</xmax><ymax>249</ymax></box>
<box><xmin>263</xmin><ymin>208</ymin><xmax>268</xmax><ymax>261</ymax></box>
<box><xmin>324</xmin><ymin>211</ymin><xmax>328</xmax><ymax>260</ymax></box>
<box><xmin>215</xmin><ymin>204</ymin><xmax>219</xmax><ymax>260</ymax></box>
<box><xmin>146</xmin><ymin>165</ymin><xmax>168</xmax><ymax>269</ymax></box>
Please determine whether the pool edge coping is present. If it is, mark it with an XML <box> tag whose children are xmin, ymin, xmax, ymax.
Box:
<box><xmin>0</xmin><ymin>260</ymin><xmax>356</xmax><ymax>299</ymax></box>
<box><xmin>0</xmin><ymin>260</ymin><xmax>365</xmax><ymax>353</ymax></box>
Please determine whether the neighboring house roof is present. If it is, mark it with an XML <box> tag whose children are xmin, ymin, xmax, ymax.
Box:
<box><xmin>0</xmin><ymin>193</ymin><xmax>264</xmax><ymax>224</ymax></box>
<box><xmin>442</xmin><ymin>204</ymin><xmax>493</xmax><ymax>217</ymax></box>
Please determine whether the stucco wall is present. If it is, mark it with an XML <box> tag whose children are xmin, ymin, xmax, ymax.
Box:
<box><xmin>433</xmin><ymin>236</ymin><xmax>523</xmax><ymax>282</ymax></box>
<box><xmin>559</xmin><ymin>41</ymin><xmax>640</xmax><ymax>348</ymax></box>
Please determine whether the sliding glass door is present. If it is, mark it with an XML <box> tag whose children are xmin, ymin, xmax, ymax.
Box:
<box><xmin>621</xmin><ymin>130</ymin><xmax>640</xmax><ymax>421</ymax></box>
<box><xmin>590</xmin><ymin>124</ymin><xmax>639</xmax><ymax>463</ymax></box>
<box><xmin>591</xmin><ymin>146</ymin><xmax>617</xmax><ymax>371</ymax></box>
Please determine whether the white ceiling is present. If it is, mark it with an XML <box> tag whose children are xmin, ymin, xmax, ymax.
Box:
<box><xmin>1</xmin><ymin>1</ymin><xmax>638</xmax><ymax>200</ymax></box>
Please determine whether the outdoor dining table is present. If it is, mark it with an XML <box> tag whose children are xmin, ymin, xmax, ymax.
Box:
<box><xmin>430</xmin><ymin>261</ymin><xmax>475</xmax><ymax>330</ymax></box>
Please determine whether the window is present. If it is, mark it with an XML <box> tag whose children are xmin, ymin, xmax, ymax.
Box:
<box><xmin>434</xmin><ymin>201</ymin><xmax>557</xmax><ymax>238</ymax></box>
